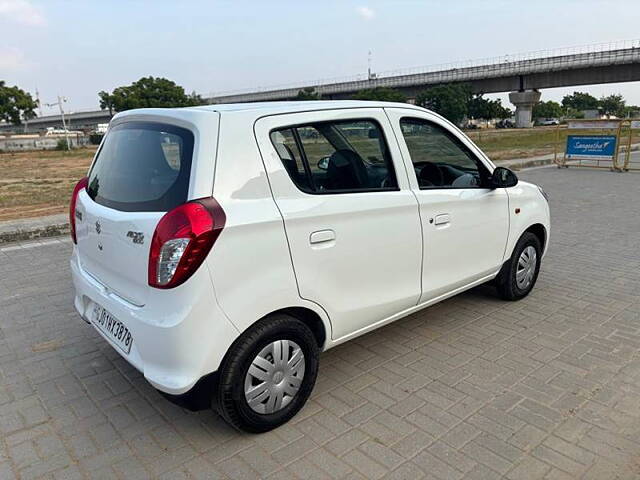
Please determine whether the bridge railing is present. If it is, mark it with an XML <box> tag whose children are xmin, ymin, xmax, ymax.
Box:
<box><xmin>206</xmin><ymin>38</ymin><xmax>640</xmax><ymax>102</ymax></box>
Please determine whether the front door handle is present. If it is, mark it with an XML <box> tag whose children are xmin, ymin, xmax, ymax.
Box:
<box><xmin>310</xmin><ymin>229</ymin><xmax>335</xmax><ymax>244</ymax></box>
<box><xmin>434</xmin><ymin>214</ymin><xmax>450</xmax><ymax>225</ymax></box>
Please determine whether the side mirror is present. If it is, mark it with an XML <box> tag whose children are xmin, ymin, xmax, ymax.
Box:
<box><xmin>317</xmin><ymin>156</ymin><xmax>329</xmax><ymax>170</ymax></box>
<box><xmin>491</xmin><ymin>167</ymin><xmax>518</xmax><ymax>188</ymax></box>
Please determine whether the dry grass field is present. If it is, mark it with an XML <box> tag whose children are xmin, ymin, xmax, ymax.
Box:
<box><xmin>468</xmin><ymin>126</ymin><xmax>640</xmax><ymax>160</ymax></box>
<box><xmin>1</xmin><ymin>126</ymin><xmax>637</xmax><ymax>222</ymax></box>
<box><xmin>0</xmin><ymin>147</ymin><xmax>95</xmax><ymax>221</ymax></box>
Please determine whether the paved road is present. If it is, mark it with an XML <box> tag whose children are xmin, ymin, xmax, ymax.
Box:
<box><xmin>1</xmin><ymin>167</ymin><xmax>639</xmax><ymax>479</ymax></box>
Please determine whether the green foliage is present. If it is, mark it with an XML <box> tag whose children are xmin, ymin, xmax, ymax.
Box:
<box><xmin>352</xmin><ymin>87</ymin><xmax>406</xmax><ymax>102</ymax></box>
<box><xmin>98</xmin><ymin>91</ymin><xmax>116</xmax><ymax>115</ymax></box>
<box><xmin>561</xmin><ymin>91</ymin><xmax>599</xmax><ymax>112</ymax></box>
<box><xmin>562</xmin><ymin>107</ymin><xmax>584</xmax><ymax>119</ymax></box>
<box><xmin>296</xmin><ymin>87</ymin><xmax>320</xmax><ymax>101</ymax></box>
<box><xmin>532</xmin><ymin>100</ymin><xmax>563</xmax><ymax>119</ymax></box>
<box><xmin>623</xmin><ymin>105</ymin><xmax>640</xmax><ymax>118</ymax></box>
<box><xmin>599</xmin><ymin>94</ymin><xmax>625</xmax><ymax>117</ymax></box>
<box><xmin>98</xmin><ymin>76</ymin><xmax>204</xmax><ymax>113</ymax></box>
<box><xmin>55</xmin><ymin>138</ymin><xmax>69</xmax><ymax>151</ymax></box>
<box><xmin>0</xmin><ymin>81</ymin><xmax>37</xmax><ymax>125</ymax></box>
<box><xmin>468</xmin><ymin>95</ymin><xmax>511</xmax><ymax>120</ymax></box>
<box><xmin>415</xmin><ymin>84</ymin><xmax>472</xmax><ymax>124</ymax></box>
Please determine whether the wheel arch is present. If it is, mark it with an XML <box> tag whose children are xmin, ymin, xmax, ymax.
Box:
<box><xmin>267</xmin><ymin>307</ymin><xmax>328</xmax><ymax>350</ymax></box>
<box><xmin>524</xmin><ymin>223</ymin><xmax>547</xmax><ymax>252</ymax></box>
<box><xmin>226</xmin><ymin>305</ymin><xmax>329</xmax><ymax>353</ymax></box>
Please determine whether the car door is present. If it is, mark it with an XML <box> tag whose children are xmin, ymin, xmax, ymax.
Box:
<box><xmin>255</xmin><ymin>109</ymin><xmax>422</xmax><ymax>340</ymax></box>
<box><xmin>386</xmin><ymin>108</ymin><xmax>510</xmax><ymax>303</ymax></box>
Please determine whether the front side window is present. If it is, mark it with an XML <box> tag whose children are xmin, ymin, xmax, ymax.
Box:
<box><xmin>270</xmin><ymin>119</ymin><xmax>397</xmax><ymax>193</ymax></box>
<box><xmin>400</xmin><ymin>118</ymin><xmax>490</xmax><ymax>189</ymax></box>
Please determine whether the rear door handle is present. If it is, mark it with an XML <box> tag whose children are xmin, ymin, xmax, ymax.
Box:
<box><xmin>434</xmin><ymin>214</ymin><xmax>450</xmax><ymax>225</ymax></box>
<box><xmin>309</xmin><ymin>229</ymin><xmax>335</xmax><ymax>244</ymax></box>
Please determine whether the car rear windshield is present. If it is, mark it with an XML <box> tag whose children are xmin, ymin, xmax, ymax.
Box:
<box><xmin>87</xmin><ymin>121</ymin><xmax>194</xmax><ymax>212</ymax></box>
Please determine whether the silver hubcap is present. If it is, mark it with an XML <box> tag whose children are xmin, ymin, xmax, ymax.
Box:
<box><xmin>244</xmin><ymin>340</ymin><xmax>305</xmax><ymax>414</ymax></box>
<box><xmin>516</xmin><ymin>245</ymin><xmax>537</xmax><ymax>290</ymax></box>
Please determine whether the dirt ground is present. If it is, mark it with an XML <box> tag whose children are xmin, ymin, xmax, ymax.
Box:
<box><xmin>1</xmin><ymin>126</ymin><xmax>637</xmax><ymax>222</ymax></box>
<box><xmin>0</xmin><ymin>148</ymin><xmax>95</xmax><ymax>221</ymax></box>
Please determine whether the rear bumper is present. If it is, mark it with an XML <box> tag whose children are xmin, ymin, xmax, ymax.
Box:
<box><xmin>159</xmin><ymin>371</ymin><xmax>219</xmax><ymax>411</ymax></box>
<box><xmin>70</xmin><ymin>247</ymin><xmax>239</xmax><ymax>395</ymax></box>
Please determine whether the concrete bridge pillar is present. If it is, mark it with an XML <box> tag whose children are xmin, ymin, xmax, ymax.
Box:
<box><xmin>509</xmin><ymin>90</ymin><xmax>541</xmax><ymax>128</ymax></box>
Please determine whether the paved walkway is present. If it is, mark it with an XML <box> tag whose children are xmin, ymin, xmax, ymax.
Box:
<box><xmin>0</xmin><ymin>168</ymin><xmax>639</xmax><ymax>479</ymax></box>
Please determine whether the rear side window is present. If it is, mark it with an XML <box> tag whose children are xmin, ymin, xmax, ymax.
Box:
<box><xmin>270</xmin><ymin>119</ymin><xmax>397</xmax><ymax>194</ymax></box>
<box><xmin>270</xmin><ymin>129</ymin><xmax>311</xmax><ymax>191</ymax></box>
<box><xmin>87</xmin><ymin>121</ymin><xmax>194</xmax><ymax>212</ymax></box>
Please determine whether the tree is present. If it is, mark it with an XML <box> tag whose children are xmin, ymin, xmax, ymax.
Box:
<box><xmin>0</xmin><ymin>81</ymin><xmax>37</xmax><ymax>125</ymax></box>
<box><xmin>623</xmin><ymin>105</ymin><xmax>640</xmax><ymax>118</ymax></box>
<box><xmin>352</xmin><ymin>87</ymin><xmax>406</xmax><ymax>102</ymax></box>
<box><xmin>599</xmin><ymin>94</ymin><xmax>625</xmax><ymax>118</ymax></box>
<box><xmin>98</xmin><ymin>76</ymin><xmax>204</xmax><ymax>113</ymax></box>
<box><xmin>296</xmin><ymin>87</ymin><xmax>320</xmax><ymax>100</ymax></box>
<box><xmin>532</xmin><ymin>100</ymin><xmax>563</xmax><ymax>120</ymax></box>
<box><xmin>98</xmin><ymin>91</ymin><xmax>116</xmax><ymax>115</ymax></box>
<box><xmin>561</xmin><ymin>91</ymin><xmax>599</xmax><ymax>112</ymax></box>
<box><xmin>415</xmin><ymin>83</ymin><xmax>472</xmax><ymax>124</ymax></box>
<box><xmin>468</xmin><ymin>95</ymin><xmax>511</xmax><ymax>120</ymax></box>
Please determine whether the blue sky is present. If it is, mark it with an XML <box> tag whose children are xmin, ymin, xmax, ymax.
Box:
<box><xmin>2</xmin><ymin>0</ymin><xmax>640</xmax><ymax>115</ymax></box>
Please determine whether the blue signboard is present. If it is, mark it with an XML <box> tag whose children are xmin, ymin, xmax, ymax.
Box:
<box><xmin>566</xmin><ymin>135</ymin><xmax>617</xmax><ymax>159</ymax></box>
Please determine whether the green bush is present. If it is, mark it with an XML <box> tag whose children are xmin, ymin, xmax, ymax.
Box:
<box><xmin>55</xmin><ymin>138</ymin><xmax>69</xmax><ymax>150</ymax></box>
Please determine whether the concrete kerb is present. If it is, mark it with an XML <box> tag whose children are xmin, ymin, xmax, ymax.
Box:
<box><xmin>0</xmin><ymin>214</ymin><xmax>69</xmax><ymax>244</ymax></box>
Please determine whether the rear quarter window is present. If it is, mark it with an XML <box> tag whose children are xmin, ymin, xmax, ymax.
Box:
<box><xmin>87</xmin><ymin>121</ymin><xmax>194</xmax><ymax>212</ymax></box>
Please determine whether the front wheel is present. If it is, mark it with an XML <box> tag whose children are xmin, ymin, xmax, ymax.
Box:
<box><xmin>495</xmin><ymin>232</ymin><xmax>542</xmax><ymax>300</ymax></box>
<box><xmin>215</xmin><ymin>314</ymin><xmax>319</xmax><ymax>433</ymax></box>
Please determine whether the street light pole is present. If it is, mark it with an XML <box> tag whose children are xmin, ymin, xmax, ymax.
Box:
<box><xmin>44</xmin><ymin>96</ymin><xmax>70</xmax><ymax>150</ymax></box>
<box><xmin>57</xmin><ymin>96</ymin><xmax>70</xmax><ymax>150</ymax></box>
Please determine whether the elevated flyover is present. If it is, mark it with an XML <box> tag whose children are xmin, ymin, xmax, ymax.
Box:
<box><xmin>208</xmin><ymin>40</ymin><xmax>640</xmax><ymax>127</ymax></box>
<box><xmin>5</xmin><ymin>41</ymin><xmax>640</xmax><ymax>133</ymax></box>
<box><xmin>0</xmin><ymin>109</ymin><xmax>112</xmax><ymax>134</ymax></box>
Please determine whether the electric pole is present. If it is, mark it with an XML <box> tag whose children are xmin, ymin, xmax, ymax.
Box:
<box><xmin>44</xmin><ymin>96</ymin><xmax>70</xmax><ymax>150</ymax></box>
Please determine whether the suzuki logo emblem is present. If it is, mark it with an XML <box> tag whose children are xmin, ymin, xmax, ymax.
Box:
<box><xmin>95</xmin><ymin>221</ymin><xmax>101</xmax><ymax>234</ymax></box>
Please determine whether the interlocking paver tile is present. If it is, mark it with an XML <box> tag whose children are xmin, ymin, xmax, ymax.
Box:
<box><xmin>1</xmin><ymin>168</ymin><xmax>640</xmax><ymax>478</ymax></box>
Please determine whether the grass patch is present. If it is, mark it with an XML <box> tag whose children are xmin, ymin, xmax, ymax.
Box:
<box><xmin>466</xmin><ymin>126</ymin><xmax>640</xmax><ymax>161</ymax></box>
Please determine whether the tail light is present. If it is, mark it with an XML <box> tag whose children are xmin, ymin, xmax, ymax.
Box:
<box><xmin>148</xmin><ymin>198</ymin><xmax>226</xmax><ymax>289</ymax></box>
<box><xmin>70</xmin><ymin>177</ymin><xmax>88</xmax><ymax>244</ymax></box>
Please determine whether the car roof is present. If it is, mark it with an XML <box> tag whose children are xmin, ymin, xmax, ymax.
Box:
<box><xmin>190</xmin><ymin>100</ymin><xmax>427</xmax><ymax>117</ymax></box>
<box><xmin>112</xmin><ymin>100</ymin><xmax>430</xmax><ymax>125</ymax></box>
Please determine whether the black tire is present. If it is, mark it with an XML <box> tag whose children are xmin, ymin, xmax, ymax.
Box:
<box><xmin>495</xmin><ymin>232</ymin><xmax>542</xmax><ymax>301</ymax></box>
<box><xmin>215</xmin><ymin>314</ymin><xmax>319</xmax><ymax>433</ymax></box>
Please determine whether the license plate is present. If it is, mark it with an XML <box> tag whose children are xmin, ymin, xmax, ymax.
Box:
<box><xmin>92</xmin><ymin>304</ymin><xmax>133</xmax><ymax>354</ymax></box>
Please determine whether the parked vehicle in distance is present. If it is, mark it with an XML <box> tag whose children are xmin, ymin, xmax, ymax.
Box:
<box><xmin>496</xmin><ymin>118</ymin><xmax>516</xmax><ymax>129</ymax></box>
<box><xmin>94</xmin><ymin>123</ymin><xmax>109</xmax><ymax>135</ymax></box>
<box><xmin>69</xmin><ymin>101</ymin><xmax>550</xmax><ymax>432</ymax></box>
<box><xmin>537</xmin><ymin>118</ymin><xmax>560</xmax><ymax>126</ymax></box>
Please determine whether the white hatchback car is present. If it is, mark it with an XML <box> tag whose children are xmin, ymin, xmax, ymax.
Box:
<box><xmin>70</xmin><ymin>101</ymin><xmax>550</xmax><ymax>432</ymax></box>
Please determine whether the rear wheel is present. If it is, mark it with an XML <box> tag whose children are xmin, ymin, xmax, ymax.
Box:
<box><xmin>215</xmin><ymin>314</ymin><xmax>319</xmax><ymax>433</ymax></box>
<box><xmin>496</xmin><ymin>232</ymin><xmax>542</xmax><ymax>300</ymax></box>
